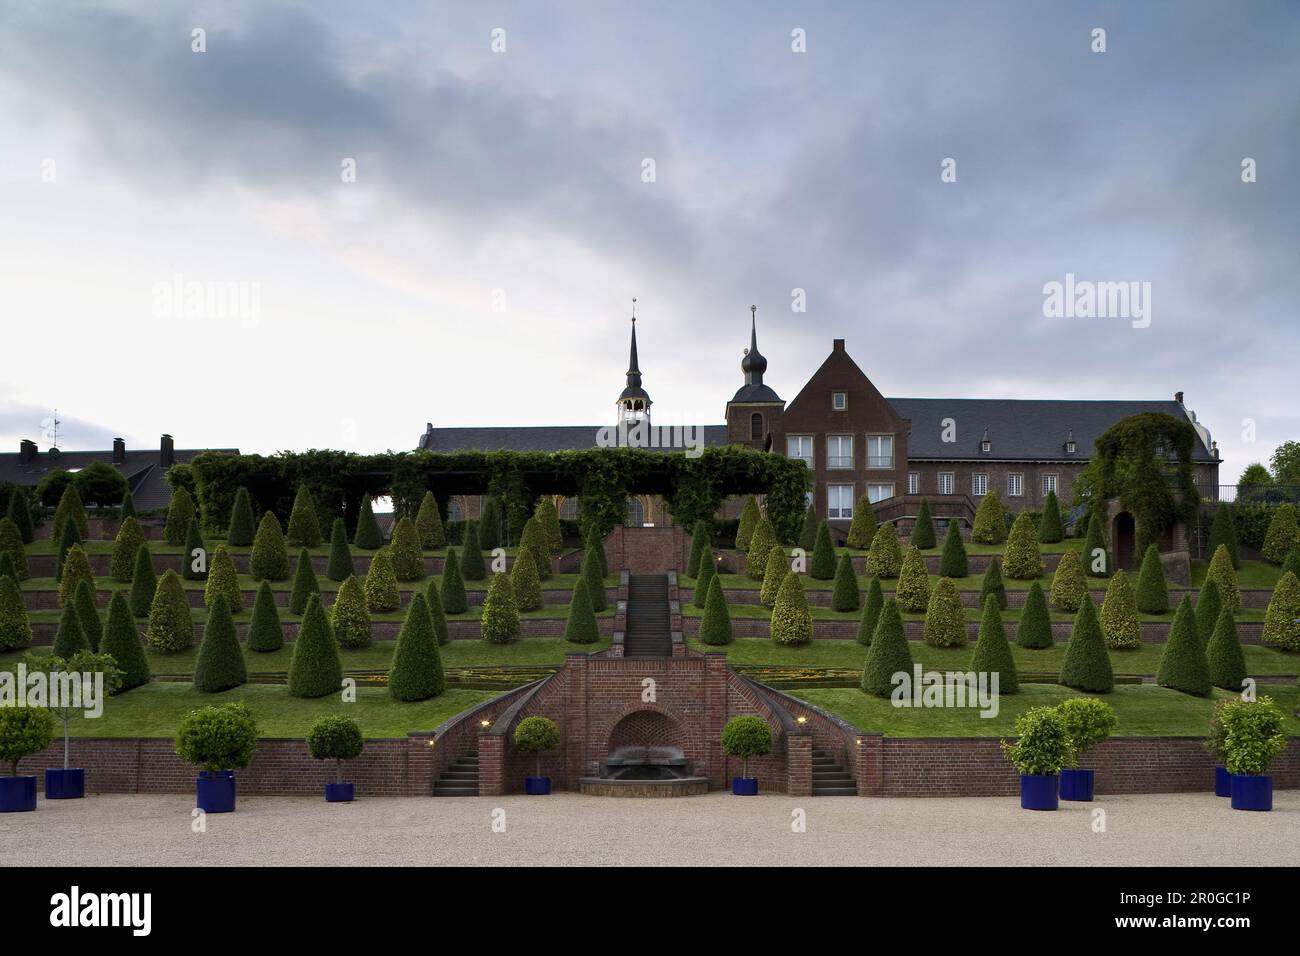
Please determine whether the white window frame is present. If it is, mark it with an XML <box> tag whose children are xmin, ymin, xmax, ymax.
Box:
<box><xmin>826</xmin><ymin>434</ymin><xmax>854</xmax><ymax>470</ymax></box>
<box><xmin>867</xmin><ymin>483</ymin><xmax>895</xmax><ymax>504</ymax></box>
<box><xmin>972</xmin><ymin>473</ymin><xmax>989</xmax><ymax>497</ymax></box>
<box><xmin>787</xmin><ymin>434</ymin><xmax>813</xmax><ymax>468</ymax></box>
<box><xmin>832</xmin><ymin>392</ymin><xmax>847</xmax><ymax>411</ymax></box>
<box><xmin>907</xmin><ymin>472</ymin><xmax>919</xmax><ymax>495</ymax></box>
<box><xmin>827</xmin><ymin>484</ymin><xmax>855</xmax><ymax>519</ymax></box>
<box><xmin>938</xmin><ymin>472</ymin><xmax>954</xmax><ymax>496</ymax></box>
<box><xmin>1042</xmin><ymin>473</ymin><xmax>1058</xmax><ymax>496</ymax></box>
<box><xmin>866</xmin><ymin>434</ymin><xmax>894</xmax><ymax>469</ymax></box>
<box><xmin>1008</xmin><ymin>473</ymin><xmax>1023</xmax><ymax>498</ymax></box>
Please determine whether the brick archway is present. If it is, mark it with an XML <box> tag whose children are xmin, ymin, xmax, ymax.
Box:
<box><xmin>607</xmin><ymin>709</ymin><xmax>689</xmax><ymax>753</ymax></box>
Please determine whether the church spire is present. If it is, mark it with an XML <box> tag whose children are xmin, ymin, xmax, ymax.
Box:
<box><xmin>741</xmin><ymin>304</ymin><xmax>768</xmax><ymax>386</ymax></box>
<box><xmin>617</xmin><ymin>298</ymin><xmax>651</xmax><ymax>424</ymax></box>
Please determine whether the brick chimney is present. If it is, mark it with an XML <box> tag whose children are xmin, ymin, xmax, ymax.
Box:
<box><xmin>160</xmin><ymin>434</ymin><xmax>175</xmax><ymax>468</ymax></box>
<box><xmin>1174</xmin><ymin>391</ymin><xmax>1184</xmax><ymax>404</ymax></box>
<box><xmin>19</xmin><ymin>439</ymin><xmax>37</xmax><ymax>464</ymax></box>
<box><xmin>832</xmin><ymin>338</ymin><xmax>845</xmax><ymax>352</ymax></box>
<box><xmin>112</xmin><ymin>437</ymin><xmax>126</xmax><ymax>464</ymax></box>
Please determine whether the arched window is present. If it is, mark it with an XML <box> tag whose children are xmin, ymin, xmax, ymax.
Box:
<box><xmin>626</xmin><ymin>497</ymin><xmax>645</xmax><ymax>527</ymax></box>
<box><xmin>558</xmin><ymin>497</ymin><xmax>579</xmax><ymax>521</ymax></box>
<box><xmin>750</xmin><ymin>413</ymin><xmax>764</xmax><ymax>441</ymax></box>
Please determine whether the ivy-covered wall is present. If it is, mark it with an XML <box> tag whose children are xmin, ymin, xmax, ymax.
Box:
<box><xmin>189</xmin><ymin>446</ymin><xmax>809</xmax><ymax>543</ymax></box>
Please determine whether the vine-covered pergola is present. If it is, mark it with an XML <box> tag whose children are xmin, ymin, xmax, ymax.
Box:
<box><xmin>187</xmin><ymin>446</ymin><xmax>810</xmax><ymax>544</ymax></box>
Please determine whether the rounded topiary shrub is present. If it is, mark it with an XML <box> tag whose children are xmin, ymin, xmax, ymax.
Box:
<box><xmin>759</xmin><ymin>545</ymin><xmax>787</xmax><ymax>608</ymax></box>
<box><xmin>287</xmin><ymin>594</ymin><xmax>342</xmax><ymax>698</ymax></box>
<box><xmin>1206</xmin><ymin>544</ymin><xmax>1240</xmax><ymax>612</ymax></box>
<box><xmin>1206</xmin><ymin>605</ymin><xmax>1246</xmax><ymax>692</ymax></box>
<box><xmin>770</xmin><ymin>570</ymin><xmax>812</xmax><ymax>646</ymax></box>
<box><xmin>204</xmin><ymin>544</ymin><xmax>242</xmax><ymax>615</ymax></box>
<box><xmin>923</xmin><ymin>576</ymin><xmax>966</xmax><ymax>648</ymax></box>
<box><xmin>247</xmin><ymin>581</ymin><xmax>284</xmax><ymax>652</ymax></box>
<box><xmin>390</xmin><ymin>516</ymin><xmax>424</xmax><ymax>582</ymax></box>
<box><xmin>564</xmin><ymin>575</ymin><xmax>599</xmax><ymax>644</ymax></box>
<box><xmin>1059</xmin><ymin>597</ymin><xmax>1113</xmax><ymax>693</ymax></box>
<box><xmin>364</xmin><ymin>549</ymin><xmax>401</xmax><ymax>613</ymax></box>
<box><xmin>867</xmin><ymin>521</ymin><xmax>902</xmax><ymax>578</ymax></box>
<box><xmin>1220</xmin><ymin>697</ymin><xmax>1287</xmax><ymax>778</ymax></box>
<box><xmin>174</xmin><ymin>702</ymin><xmax>258</xmax><ymax>774</ymax></box>
<box><xmin>1260</xmin><ymin>570</ymin><xmax>1300</xmax><ymax>651</ymax></box>
<box><xmin>939</xmin><ymin>521</ymin><xmax>968</xmax><ymax>578</ymax></box>
<box><xmin>101</xmin><ymin>591</ymin><xmax>150</xmax><ymax>691</ymax></box>
<box><xmin>226</xmin><ymin>487</ymin><xmax>256</xmax><ymax>547</ymax></box>
<box><xmin>1099</xmin><ymin>569</ymin><xmax>1141</xmax><ymax>650</ymax></box>
<box><xmin>249</xmin><ymin>512</ymin><xmax>290</xmax><ymax>582</ymax></box>
<box><xmin>1002</xmin><ymin>512</ymin><xmax>1042</xmax><ymax>580</ymax></box>
<box><xmin>440</xmin><ymin>549</ymin><xmax>468</xmax><ymax>614</ymax></box>
<box><xmin>331</xmin><ymin>574</ymin><xmax>372</xmax><ymax>649</ymax></box>
<box><xmin>698</xmin><ymin>574</ymin><xmax>733</xmax><ymax>646</ymax></box>
<box><xmin>146</xmin><ymin>570</ymin><xmax>194</xmax><ymax>652</ymax></box>
<box><xmin>307</xmin><ymin>715</ymin><xmax>364</xmax><ymax>783</ymax></box>
<box><xmin>389</xmin><ymin>594</ymin><xmax>445</xmax><ymax>701</ymax></box>
<box><xmin>971</xmin><ymin>492</ymin><xmax>1007</xmax><ymax>545</ymax></box>
<box><xmin>971</xmin><ymin>594</ymin><xmax>1018</xmax><ymax>694</ymax></box>
<box><xmin>720</xmin><ymin>715</ymin><xmax>772</xmax><ymax>780</ymax></box>
<box><xmin>1134</xmin><ymin>544</ymin><xmax>1168</xmax><ymax>614</ymax></box>
<box><xmin>193</xmin><ymin>598</ymin><xmax>247</xmax><ymax>693</ymax></box>
<box><xmin>895</xmin><ymin>546</ymin><xmax>930</xmax><ymax>613</ymax></box>
<box><xmin>110</xmin><ymin>516</ymin><xmax>144</xmax><ymax>584</ymax></box>
<box><xmin>745</xmin><ymin>518</ymin><xmax>777</xmax><ymax>581</ymax></box>
<box><xmin>1049</xmin><ymin>548</ymin><xmax>1086</xmax><ymax>613</ymax></box>
<box><xmin>481</xmin><ymin>572</ymin><xmax>519</xmax><ymax>644</ymax></box>
<box><xmin>861</xmin><ymin>598</ymin><xmax>912</xmax><ymax>696</ymax></box>
<box><xmin>513</xmin><ymin>715</ymin><xmax>560</xmax><ymax>780</ymax></box>
<box><xmin>0</xmin><ymin>704</ymin><xmax>55</xmax><ymax>777</ymax></box>
<box><xmin>1001</xmin><ymin>706</ymin><xmax>1071</xmax><ymax>777</ymax></box>
<box><xmin>856</xmin><ymin>577</ymin><xmax>883</xmax><ymax>646</ymax></box>
<box><xmin>831</xmin><ymin>552</ymin><xmax>860</xmax><ymax>612</ymax></box>
<box><xmin>286</xmin><ymin>484</ymin><xmax>322</xmax><ymax>548</ymax></box>
<box><xmin>353</xmin><ymin>495</ymin><xmax>384</xmax><ymax>550</ymax></box>
<box><xmin>415</xmin><ymin>491</ymin><xmax>446</xmax><ymax>550</ymax></box>
<box><xmin>809</xmin><ymin>521</ymin><xmax>836</xmax><ymax>580</ymax></box>
<box><xmin>289</xmin><ymin>547</ymin><xmax>321</xmax><ymax>616</ymax></box>
<box><xmin>510</xmin><ymin>546</ymin><xmax>543</xmax><ymax>612</ymax></box>
<box><xmin>1017</xmin><ymin>580</ymin><xmax>1053</xmax><ymax>649</ymax></box>
<box><xmin>1054</xmin><ymin>697</ymin><xmax>1116</xmax><ymax>762</ymax></box>
<box><xmin>846</xmin><ymin>497</ymin><xmax>878</xmax><ymax>550</ymax></box>
<box><xmin>327</xmin><ymin>517</ymin><xmax>354</xmax><ymax>582</ymax></box>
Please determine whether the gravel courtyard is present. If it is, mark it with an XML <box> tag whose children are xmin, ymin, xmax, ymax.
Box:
<box><xmin>3</xmin><ymin>791</ymin><xmax>1296</xmax><ymax>866</ymax></box>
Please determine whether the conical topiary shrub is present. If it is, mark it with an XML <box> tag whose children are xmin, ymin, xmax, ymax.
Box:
<box><xmin>699</xmin><ymin>574</ymin><xmax>733</xmax><ymax>645</ymax></box>
<box><xmin>760</xmin><ymin>546</ymin><xmax>787</xmax><ymax>608</ymax></box>
<box><xmin>53</xmin><ymin>483</ymin><xmax>90</xmax><ymax>543</ymax></box>
<box><xmin>510</xmin><ymin>546</ymin><xmax>542</xmax><ymax>611</ymax></box>
<box><xmin>286</xmin><ymin>484</ymin><xmax>322</xmax><ymax>548</ymax></box>
<box><xmin>0</xmin><ymin>518</ymin><xmax>27</xmax><ymax>581</ymax></box>
<box><xmin>101</xmin><ymin>591</ymin><xmax>149</xmax><ymax>691</ymax></box>
<box><xmin>735</xmin><ymin>496</ymin><xmax>761</xmax><ymax>551</ymax></box>
<box><xmin>1059</xmin><ymin>596</ymin><xmax>1113</xmax><ymax>693</ymax></box>
<box><xmin>1262</xmin><ymin>503</ymin><xmax>1300</xmax><ymax>564</ymax></box>
<box><xmin>846</xmin><ymin>497</ymin><xmax>878</xmax><ymax>550</ymax></box>
<box><xmin>923</xmin><ymin>577</ymin><xmax>966</xmax><ymax>647</ymax></box>
<box><xmin>54</xmin><ymin>519</ymin><xmax>81</xmax><ymax>583</ymax></box>
<box><xmin>857</xmin><ymin>577</ymin><xmax>883</xmax><ymax>646</ymax></box>
<box><xmin>563</xmin><ymin>574</ymin><xmax>599</xmax><ymax>644</ymax></box>
<box><xmin>353</xmin><ymin>495</ymin><xmax>384</xmax><ymax>550</ymax></box>
<box><xmin>971</xmin><ymin>594</ymin><xmax>1018</xmax><ymax>694</ymax></box>
<box><xmin>181</xmin><ymin>517</ymin><xmax>207</xmax><ymax>582</ymax></box>
<box><xmin>110</xmin><ymin>516</ymin><xmax>144</xmax><ymax>584</ymax></box>
<box><xmin>771</xmin><ymin>570</ymin><xmax>812</xmax><ymax>646</ymax></box>
<box><xmin>979</xmin><ymin>555</ymin><xmax>1007</xmax><ymax>612</ymax></box>
<box><xmin>388</xmin><ymin>593</ymin><xmax>445</xmax><ymax>700</ymax></box>
<box><xmin>586</xmin><ymin>523</ymin><xmax>608</xmax><ymax>577</ymax></box>
<box><xmin>193</xmin><ymin>599</ymin><xmax>247</xmax><ymax>693</ymax></box>
<box><xmin>289</xmin><ymin>547</ymin><xmax>320</xmax><ymax>616</ymax></box>
<box><xmin>129</xmin><ymin>545</ymin><xmax>157</xmax><ymax>618</ymax></box>
<box><xmin>1282</xmin><ymin>547</ymin><xmax>1300</xmax><ymax>582</ymax></box>
<box><xmin>145</xmin><ymin>570</ymin><xmax>193</xmax><ymax>652</ymax></box>
<box><xmin>939</xmin><ymin>521</ymin><xmax>968</xmax><ymax>577</ymax></box>
<box><xmin>1260</xmin><ymin>570</ymin><xmax>1300</xmax><ymax>651</ymax></box>
<box><xmin>1196</xmin><ymin>578</ymin><xmax>1222</xmax><ymax>650</ymax></box>
<box><xmin>250</xmin><ymin>512</ymin><xmax>290</xmax><ymax>581</ymax></box>
<box><xmin>831</xmin><ymin>552</ymin><xmax>860</xmax><ymax>612</ymax></box>
<box><xmin>479</xmin><ymin>497</ymin><xmax>503</xmax><ymax>551</ymax></box>
<box><xmin>162</xmin><ymin>486</ymin><xmax>194</xmax><ymax>547</ymax></box>
<box><xmin>518</xmin><ymin>518</ymin><xmax>551</xmax><ymax>582</ymax></box>
<box><xmin>1038</xmin><ymin>490</ymin><xmax>1064</xmax><ymax>544</ymax></box>
<box><xmin>1002</xmin><ymin>512</ymin><xmax>1042</xmax><ymax>580</ymax></box>
<box><xmin>1099</xmin><ymin>569</ymin><xmax>1140</xmax><ymax>650</ymax></box>
<box><xmin>390</xmin><ymin>516</ymin><xmax>425</xmax><ymax>582</ymax></box>
<box><xmin>1206</xmin><ymin>503</ymin><xmax>1240</xmax><ymax>569</ymax></box>
<box><xmin>460</xmin><ymin>521</ymin><xmax>486</xmax><ymax>581</ymax></box>
<box><xmin>6</xmin><ymin>488</ymin><xmax>34</xmax><ymax>543</ymax></box>
<box><xmin>440</xmin><ymin>549</ymin><xmax>468</xmax><ymax>614</ymax></box>
<box><xmin>331</xmin><ymin>574</ymin><xmax>372</xmax><ymax>649</ymax></box>
<box><xmin>58</xmin><ymin>543</ymin><xmax>94</xmax><ymax>610</ymax></box>
<box><xmin>867</xmin><ymin>521</ymin><xmax>902</xmax><ymax>578</ymax></box>
<box><xmin>911</xmin><ymin>498</ymin><xmax>936</xmax><ymax>550</ymax></box>
<box><xmin>364</xmin><ymin>549</ymin><xmax>400</xmax><ymax>612</ymax></box>
<box><xmin>0</xmin><ymin>552</ymin><xmax>16</xmax><ymax>586</ymax></box>
<box><xmin>0</xmin><ymin>576</ymin><xmax>30</xmax><ymax>651</ymax></box>
<box><xmin>73</xmin><ymin>579</ymin><xmax>102</xmax><ymax>652</ymax></box>
<box><xmin>247</xmin><ymin>581</ymin><xmax>284</xmax><ymax>652</ymax></box>
<box><xmin>535</xmin><ymin>498</ymin><xmax>562</xmax><ymax>556</ymax></box>
<box><xmin>971</xmin><ymin>492</ymin><xmax>1007</xmax><ymax>545</ymax></box>
<box><xmin>1156</xmin><ymin>596</ymin><xmax>1211</xmax><ymax>695</ymax></box>
<box><xmin>1206</xmin><ymin>544</ymin><xmax>1240</xmax><ymax>612</ymax></box>
<box><xmin>226</xmin><ymin>487</ymin><xmax>256</xmax><ymax>546</ymax></box>
<box><xmin>424</xmin><ymin>578</ymin><xmax>449</xmax><ymax>645</ymax></box>
<box><xmin>415</xmin><ymin>491</ymin><xmax>446</xmax><ymax>549</ymax></box>
<box><xmin>1134</xmin><ymin>544</ymin><xmax>1168</xmax><ymax>614</ymax></box>
<box><xmin>861</xmin><ymin>599</ymin><xmax>912</xmax><ymax>697</ymax></box>
<box><xmin>694</xmin><ymin>562</ymin><xmax>716</xmax><ymax>610</ymax></box>
<box><xmin>687</xmin><ymin>521</ymin><xmax>711</xmax><ymax>578</ymax></box>
<box><xmin>797</xmin><ymin>504</ymin><xmax>818</xmax><ymax>551</ymax></box>
<box><xmin>582</xmin><ymin>546</ymin><xmax>606</xmax><ymax>612</ymax></box>
<box><xmin>52</xmin><ymin>602</ymin><xmax>88</xmax><ymax>659</ymax></box>
<box><xmin>809</xmin><ymin>521</ymin><xmax>836</xmax><ymax>579</ymax></box>
<box><xmin>896</xmin><ymin>546</ymin><xmax>931</xmax><ymax>613</ymax></box>
<box><xmin>327</xmin><ymin>518</ymin><xmax>353</xmax><ymax>582</ymax></box>
<box><xmin>287</xmin><ymin>594</ymin><xmax>342</xmax><ymax>698</ymax></box>
<box><xmin>481</xmin><ymin>572</ymin><xmax>519</xmax><ymax>644</ymax></box>
<box><xmin>1049</xmin><ymin>548</ymin><xmax>1086</xmax><ymax>613</ymax></box>
<box><xmin>1206</xmin><ymin>605</ymin><xmax>1246</xmax><ymax>692</ymax></box>
<box><xmin>1083</xmin><ymin>512</ymin><xmax>1110</xmax><ymax>578</ymax></box>
<box><xmin>1017</xmin><ymin>580</ymin><xmax>1053</xmax><ymax>649</ymax></box>
<box><xmin>745</xmin><ymin>517</ymin><xmax>777</xmax><ymax>581</ymax></box>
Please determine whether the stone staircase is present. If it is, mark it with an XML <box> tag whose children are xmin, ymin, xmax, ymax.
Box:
<box><xmin>624</xmin><ymin>574</ymin><xmax>672</xmax><ymax>659</ymax></box>
<box><xmin>432</xmin><ymin>747</ymin><xmax>480</xmax><ymax>797</ymax></box>
<box><xmin>812</xmin><ymin>747</ymin><xmax>857</xmax><ymax>796</ymax></box>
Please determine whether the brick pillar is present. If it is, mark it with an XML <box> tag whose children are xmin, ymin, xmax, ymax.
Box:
<box><xmin>564</xmin><ymin>655</ymin><xmax>589</xmax><ymax>787</ymax></box>
<box><xmin>479</xmin><ymin>735</ymin><xmax>506</xmax><ymax>796</ymax></box>
<box><xmin>406</xmin><ymin>736</ymin><xmax>436</xmax><ymax>797</ymax></box>
<box><xmin>855</xmin><ymin>734</ymin><xmax>883</xmax><ymax>796</ymax></box>
<box><xmin>705</xmin><ymin>655</ymin><xmax>729</xmax><ymax>789</ymax></box>
<box><xmin>786</xmin><ymin>734</ymin><xmax>812</xmax><ymax>797</ymax></box>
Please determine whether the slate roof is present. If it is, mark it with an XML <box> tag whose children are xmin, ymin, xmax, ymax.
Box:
<box><xmin>418</xmin><ymin>424</ymin><xmax>730</xmax><ymax>454</ymax></box>
<box><xmin>0</xmin><ymin>447</ymin><xmax>239</xmax><ymax>512</ymax></box>
<box><xmin>886</xmin><ymin>398</ymin><xmax>1215</xmax><ymax>462</ymax></box>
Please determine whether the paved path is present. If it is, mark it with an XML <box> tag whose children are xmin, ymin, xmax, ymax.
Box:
<box><xmin>2</xmin><ymin>791</ymin><xmax>1296</xmax><ymax>866</ymax></box>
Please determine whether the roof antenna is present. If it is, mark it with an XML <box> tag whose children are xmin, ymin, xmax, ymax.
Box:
<box><xmin>50</xmin><ymin>408</ymin><xmax>61</xmax><ymax>451</ymax></box>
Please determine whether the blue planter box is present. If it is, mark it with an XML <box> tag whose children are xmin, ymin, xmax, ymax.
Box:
<box><xmin>1229</xmin><ymin>774</ymin><xmax>1272</xmax><ymax>812</ymax></box>
<box><xmin>732</xmin><ymin>777</ymin><xmax>759</xmax><ymax>796</ymax></box>
<box><xmin>196</xmin><ymin>771</ymin><xmax>236</xmax><ymax>813</ymax></box>
<box><xmin>524</xmin><ymin>777</ymin><xmax>551</xmax><ymax>795</ymax></box>
<box><xmin>44</xmin><ymin>768</ymin><xmax>85</xmax><ymax>800</ymax></box>
<box><xmin>1019</xmin><ymin>774</ymin><xmax>1058</xmax><ymax>811</ymax></box>
<box><xmin>325</xmin><ymin>782</ymin><xmax>354</xmax><ymax>803</ymax></box>
<box><xmin>1059</xmin><ymin>768</ymin><xmax>1094</xmax><ymax>801</ymax></box>
<box><xmin>1214</xmin><ymin>766</ymin><xmax>1232</xmax><ymax>797</ymax></box>
<box><xmin>0</xmin><ymin>776</ymin><xmax>37</xmax><ymax>813</ymax></box>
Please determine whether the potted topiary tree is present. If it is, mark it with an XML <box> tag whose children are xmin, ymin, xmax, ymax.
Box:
<box><xmin>26</xmin><ymin>650</ymin><xmax>122</xmax><ymax>799</ymax></box>
<box><xmin>0</xmin><ymin>705</ymin><xmax>55</xmax><ymax>812</ymax></box>
<box><xmin>1221</xmin><ymin>696</ymin><xmax>1286</xmax><ymax>811</ymax></box>
<box><xmin>1205</xmin><ymin>698</ymin><xmax>1232</xmax><ymax>797</ymax></box>
<box><xmin>307</xmin><ymin>715</ymin><xmax>364</xmax><ymax>803</ymax></box>
<box><xmin>1055</xmin><ymin>697</ymin><xmax>1117</xmax><ymax>801</ymax></box>
<box><xmin>174</xmin><ymin>702</ymin><xmax>259</xmax><ymax>813</ymax></box>
<box><xmin>1001</xmin><ymin>706</ymin><xmax>1072</xmax><ymax>811</ymax></box>
<box><xmin>514</xmin><ymin>715</ymin><xmax>560</xmax><ymax>795</ymax></box>
<box><xmin>721</xmin><ymin>714</ymin><xmax>772</xmax><ymax>796</ymax></box>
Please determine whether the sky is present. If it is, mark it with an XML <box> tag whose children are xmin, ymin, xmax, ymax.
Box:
<box><xmin>0</xmin><ymin>0</ymin><xmax>1296</xmax><ymax>483</ymax></box>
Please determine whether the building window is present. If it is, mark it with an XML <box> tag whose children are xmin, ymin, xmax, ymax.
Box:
<box><xmin>827</xmin><ymin>484</ymin><xmax>854</xmax><ymax>519</ymax></box>
<box><xmin>625</xmin><ymin>497</ymin><xmax>645</xmax><ymax>527</ymax></box>
<box><xmin>867</xmin><ymin>435</ymin><xmax>893</xmax><ymax>469</ymax></box>
<box><xmin>938</xmin><ymin>472</ymin><xmax>954</xmax><ymax>496</ymax></box>
<box><xmin>907</xmin><ymin>472</ymin><xmax>919</xmax><ymax>495</ymax></box>
<box><xmin>1008</xmin><ymin>473</ymin><xmax>1023</xmax><ymax>498</ymax></box>
<box><xmin>972</xmin><ymin>473</ymin><xmax>988</xmax><ymax>497</ymax></box>
<box><xmin>832</xmin><ymin>392</ymin><xmax>847</xmax><ymax>410</ymax></box>
<box><xmin>558</xmin><ymin>497</ymin><xmax>578</xmax><ymax>521</ymax></box>
<box><xmin>804</xmin><ymin>491</ymin><xmax>814</xmax><ymax>508</ymax></box>
<box><xmin>867</xmin><ymin>483</ymin><xmax>895</xmax><ymax>504</ymax></box>
<box><xmin>1042</xmin><ymin>473</ymin><xmax>1058</xmax><ymax>496</ymax></box>
<box><xmin>787</xmin><ymin>435</ymin><xmax>813</xmax><ymax>468</ymax></box>
<box><xmin>448</xmin><ymin>498</ymin><xmax>463</xmax><ymax>522</ymax></box>
<box><xmin>827</xmin><ymin>435</ymin><xmax>854</xmax><ymax>469</ymax></box>
<box><xmin>750</xmin><ymin>413</ymin><xmax>763</xmax><ymax>441</ymax></box>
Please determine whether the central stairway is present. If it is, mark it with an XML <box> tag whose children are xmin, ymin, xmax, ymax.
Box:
<box><xmin>624</xmin><ymin>574</ymin><xmax>672</xmax><ymax>659</ymax></box>
<box><xmin>811</xmin><ymin>747</ymin><xmax>857</xmax><ymax>796</ymax></box>
<box><xmin>433</xmin><ymin>746</ymin><xmax>480</xmax><ymax>797</ymax></box>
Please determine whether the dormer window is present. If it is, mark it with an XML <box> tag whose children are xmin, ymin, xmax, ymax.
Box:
<box><xmin>832</xmin><ymin>392</ymin><xmax>847</xmax><ymax>410</ymax></box>
<box><xmin>1065</xmin><ymin>427</ymin><xmax>1077</xmax><ymax>455</ymax></box>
